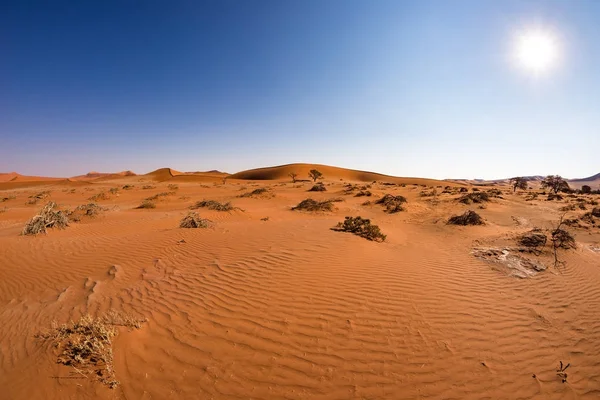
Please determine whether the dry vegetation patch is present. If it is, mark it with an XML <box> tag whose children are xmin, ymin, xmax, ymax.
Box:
<box><xmin>375</xmin><ymin>194</ymin><xmax>407</xmax><ymax>213</ymax></box>
<box><xmin>448</xmin><ymin>210</ymin><xmax>485</xmax><ymax>226</ymax></box>
<box><xmin>36</xmin><ymin>311</ymin><xmax>146</xmax><ymax>389</ymax></box>
<box><xmin>67</xmin><ymin>203</ymin><xmax>106</xmax><ymax>221</ymax></box>
<box><xmin>292</xmin><ymin>199</ymin><xmax>335</xmax><ymax>212</ymax></box>
<box><xmin>308</xmin><ymin>183</ymin><xmax>327</xmax><ymax>192</ymax></box>
<box><xmin>458</xmin><ymin>192</ymin><xmax>490</xmax><ymax>204</ymax></box>
<box><xmin>88</xmin><ymin>191</ymin><xmax>110</xmax><ymax>201</ymax></box>
<box><xmin>239</xmin><ymin>188</ymin><xmax>272</xmax><ymax>198</ymax></box>
<box><xmin>180</xmin><ymin>212</ymin><xmax>211</xmax><ymax>228</ymax></box>
<box><xmin>190</xmin><ymin>200</ymin><xmax>237</xmax><ymax>211</ymax></box>
<box><xmin>332</xmin><ymin>216</ymin><xmax>386</xmax><ymax>242</ymax></box>
<box><xmin>22</xmin><ymin>202</ymin><xmax>69</xmax><ymax>235</ymax></box>
<box><xmin>135</xmin><ymin>200</ymin><xmax>156</xmax><ymax>209</ymax></box>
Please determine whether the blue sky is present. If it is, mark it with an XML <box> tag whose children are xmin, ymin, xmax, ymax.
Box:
<box><xmin>1</xmin><ymin>0</ymin><xmax>598</xmax><ymax>179</ymax></box>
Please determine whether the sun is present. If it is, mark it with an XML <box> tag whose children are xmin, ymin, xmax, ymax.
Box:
<box><xmin>514</xmin><ymin>28</ymin><xmax>560</xmax><ymax>75</ymax></box>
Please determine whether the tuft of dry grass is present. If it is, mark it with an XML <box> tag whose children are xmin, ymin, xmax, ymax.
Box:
<box><xmin>35</xmin><ymin>311</ymin><xmax>146</xmax><ymax>389</ymax></box>
<box><xmin>122</xmin><ymin>185</ymin><xmax>134</xmax><ymax>190</ymax></box>
<box><xmin>448</xmin><ymin>210</ymin><xmax>485</xmax><ymax>226</ymax></box>
<box><xmin>88</xmin><ymin>191</ymin><xmax>110</xmax><ymax>201</ymax></box>
<box><xmin>27</xmin><ymin>191</ymin><xmax>51</xmax><ymax>205</ymax></box>
<box><xmin>1</xmin><ymin>195</ymin><xmax>16</xmax><ymax>202</ymax></box>
<box><xmin>331</xmin><ymin>216</ymin><xmax>386</xmax><ymax>242</ymax></box>
<box><xmin>68</xmin><ymin>203</ymin><xmax>106</xmax><ymax>222</ymax></box>
<box><xmin>142</xmin><ymin>185</ymin><xmax>156</xmax><ymax>190</ymax></box>
<box><xmin>22</xmin><ymin>202</ymin><xmax>69</xmax><ymax>235</ymax></box>
<box><xmin>308</xmin><ymin>183</ymin><xmax>327</xmax><ymax>192</ymax></box>
<box><xmin>145</xmin><ymin>191</ymin><xmax>176</xmax><ymax>201</ymax></box>
<box><xmin>167</xmin><ymin>184</ymin><xmax>179</xmax><ymax>190</ymax></box>
<box><xmin>292</xmin><ymin>199</ymin><xmax>335</xmax><ymax>212</ymax></box>
<box><xmin>354</xmin><ymin>190</ymin><xmax>372</xmax><ymax>197</ymax></box>
<box><xmin>190</xmin><ymin>200</ymin><xmax>237</xmax><ymax>211</ymax></box>
<box><xmin>179</xmin><ymin>212</ymin><xmax>210</xmax><ymax>228</ymax></box>
<box><xmin>108</xmin><ymin>187</ymin><xmax>119</xmax><ymax>195</ymax></box>
<box><xmin>239</xmin><ymin>188</ymin><xmax>271</xmax><ymax>198</ymax></box>
<box><xmin>135</xmin><ymin>200</ymin><xmax>156</xmax><ymax>209</ymax></box>
<box><xmin>517</xmin><ymin>228</ymin><xmax>547</xmax><ymax>253</ymax></box>
<box><xmin>458</xmin><ymin>192</ymin><xmax>489</xmax><ymax>204</ymax></box>
<box><xmin>375</xmin><ymin>194</ymin><xmax>407</xmax><ymax>213</ymax></box>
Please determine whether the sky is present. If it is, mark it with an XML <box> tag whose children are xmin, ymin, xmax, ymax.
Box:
<box><xmin>1</xmin><ymin>0</ymin><xmax>598</xmax><ymax>179</ymax></box>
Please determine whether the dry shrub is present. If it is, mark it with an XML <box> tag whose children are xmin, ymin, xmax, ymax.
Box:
<box><xmin>308</xmin><ymin>183</ymin><xmax>327</xmax><ymax>192</ymax></box>
<box><xmin>35</xmin><ymin>311</ymin><xmax>145</xmax><ymax>389</ymax></box>
<box><xmin>331</xmin><ymin>216</ymin><xmax>386</xmax><ymax>242</ymax></box>
<box><xmin>292</xmin><ymin>199</ymin><xmax>335</xmax><ymax>212</ymax></box>
<box><xmin>375</xmin><ymin>194</ymin><xmax>407</xmax><ymax>213</ymax></box>
<box><xmin>551</xmin><ymin>227</ymin><xmax>576</xmax><ymax>250</ymax></box>
<box><xmin>108</xmin><ymin>187</ymin><xmax>119</xmax><ymax>195</ymax></box>
<box><xmin>0</xmin><ymin>195</ymin><xmax>16</xmax><ymax>202</ymax></box>
<box><xmin>190</xmin><ymin>200</ymin><xmax>236</xmax><ymax>211</ymax></box>
<box><xmin>27</xmin><ymin>191</ymin><xmax>50</xmax><ymax>205</ymax></box>
<box><xmin>354</xmin><ymin>190</ymin><xmax>372</xmax><ymax>197</ymax></box>
<box><xmin>135</xmin><ymin>200</ymin><xmax>156</xmax><ymax>209</ymax></box>
<box><xmin>179</xmin><ymin>212</ymin><xmax>210</xmax><ymax>228</ymax></box>
<box><xmin>22</xmin><ymin>202</ymin><xmax>69</xmax><ymax>235</ymax></box>
<box><xmin>448</xmin><ymin>210</ymin><xmax>484</xmax><ymax>226</ymax></box>
<box><xmin>525</xmin><ymin>193</ymin><xmax>539</xmax><ymax>201</ymax></box>
<box><xmin>486</xmin><ymin>188</ymin><xmax>503</xmax><ymax>197</ymax></box>
<box><xmin>68</xmin><ymin>203</ymin><xmax>106</xmax><ymax>221</ymax></box>
<box><xmin>591</xmin><ymin>207</ymin><xmax>600</xmax><ymax>218</ymax></box>
<box><xmin>239</xmin><ymin>188</ymin><xmax>271</xmax><ymax>197</ymax></box>
<box><xmin>518</xmin><ymin>229</ymin><xmax>547</xmax><ymax>252</ymax></box>
<box><xmin>88</xmin><ymin>191</ymin><xmax>110</xmax><ymax>201</ymax></box>
<box><xmin>122</xmin><ymin>185</ymin><xmax>134</xmax><ymax>190</ymax></box>
<box><xmin>559</xmin><ymin>204</ymin><xmax>577</xmax><ymax>212</ymax></box>
<box><xmin>167</xmin><ymin>184</ymin><xmax>179</xmax><ymax>190</ymax></box>
<box><xmin>145</xmin><ymin>191</ymin><xmax>175</xmax><ymax>201</ymax></box>
<box><xmin>547</xmin><ymin>193</ymin><xmax>563</xmax><ymax>201</ymax></box>
<box><xmin>142</xmin><ymin>185</ymin><xmax>156</xmax><ymax>190</ymax></box>
<box><xmin>458</xmin><ymin>192</ymin><xmax>489</xmax><ymax>204</ymax></box>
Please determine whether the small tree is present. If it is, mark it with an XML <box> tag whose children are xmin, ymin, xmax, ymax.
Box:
<box><xmin>541</xmin><ymin>175</ymin><xmax>570</xmax><ymax>194</ymax></box>
<box><xmin>308</xmin><ymin>169</ymin><xmax>323</xmax><ymax>182</ymax></box>
<box><xmin>509</xmin><ymin>177</ymin><xmax>528</xmax><ymax>192</ymax></box>
<box><xmin>581</xmin><ymin>185</ymin><xmax>592</xmax><ymax>194</ymax></box>
<box><xmin>288</xmin><ymin>172</ymin><xmax>298</xmax><ymax>183</ymax></box>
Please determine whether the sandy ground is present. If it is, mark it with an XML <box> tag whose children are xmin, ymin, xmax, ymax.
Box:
<box><xmin>1</xmin><ymin>166</ymin><xmax>599</xmax><ymax>399</ymax></box>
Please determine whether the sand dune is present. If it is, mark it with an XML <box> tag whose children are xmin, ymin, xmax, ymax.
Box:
<box><xmin>1</xmin><ymin>167</ymin><xmax>599</xmax><ymax>399</ymax></box>
<box><xmin>70</xmin><ymin>171</ymin><xmax>136</xmax><ymax>181</ymax></box>
<box><xmin>0</xmin><ymin>172</ymin><xmax>63</xmax><ymax>183</ymax></box>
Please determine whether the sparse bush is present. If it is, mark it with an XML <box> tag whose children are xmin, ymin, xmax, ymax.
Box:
<box><xmin>525</xmin><ymin>192</ymin><xmax>539</xmax><ymax>201</ymax></box>
<box><xmin>179</xmin><ymin>212</ymin><xmax>210</xmax><ymax>228</ymax></box>
<box><xmin>167</xmin><ymin>184</ymin><xmax>179</xmax><ymax>190</ymax></box>
<box><xmin>518</xmin><ymin>229</ymin><xmax>547</xmax><ymax>252</ymax></box>
<box><xmin>292</xmin><ymin>199</ymin><xmax>335</xmax><ymax>212</ymax></box>
<box><xmin>68</xmin><ymin>203</ymin><xmax>105</xmax><ymax>221</ymax></box>
<box><xmin>142</xmin><ymin>185</ymin><xmax>156</xmax><ymax>190</ymax></box>
<box><xmin>190</xmin><ymin>200</ymin><xmax>236</xmax><ymax>211</ymax></box>
<box><xmin>547</xmin><ymin>193</ymin><xmax>563</xmax><ymax>201</ymax></box>
<box><xmin>122</xmin><ymin>184</ymin><xmax>134</xmax><ymax>190</ymax></box>
<box><xmin>27</xmin><ymin>191</ymin><xmax>50</xmax><ymax>205</ymax></box>
<box><xmin>308</xmin><ymin>183</ymin><xmax>327</xmax><ymax>192</ymax></box>
<box><xmin>308</xmin><ymin>169</ymin><xmax>323</xmax><ymax>182</ymax></box>
<box><xmin>331</xmin><ymin>216</ymin><xmax>386</xmax><ymax>242</ymax></box>
<box><xmin>590</xmin><ymin>207</ymin><xmax>600</xmax><ymax>218</ymax></box>
<box><xmin>582</xmin><ymin>185</ymin><xmax>592</xmax><ymax>194</ymax></box>
<box><xmin>559</xmin><ymin>204</ymin><xmax>577</xmax><ymax>212</ymax></box>
<box><xmin>239</xmin><ymin>187</ymin><xmax>271</xmax><ymax>197</ymax></box>
<box><xmin>375</xmin><ymin>194</ymin><xmax>407</xmax><ymax>213</ymax></box>
<box><xmin>108</xmin><ymin>187</ymin><xmax>119</xmax><ymax>194</ymax></box>
<box><xmin>89</xmin><ymin>191</ymin><xmax>109</xmax><ymax>201</ymax></box>
<box><xmin>551</xmin><ymin>227</ymin><xmax>576</xmax><ymax>250</ymax></box>
<box><xmin>145</xmin><ymin>191</ymin><xmax>175</xmax><ymax>201</ymax></box>
<box><xmin>22</xmin><ymin>202</ymin><xmax>69</xmax><ymax>235</ymax></box>
<box><xmin>136</xmin><ymin>200</ymin><xmax>156</xmax><ymax>209</ymax></box>
<box><xmin>0</xmin><ymin>195</ymin><xmax>16</xmax><ymax>202</ymax></box>
<box><xmin>458</xmin><ymin>192</ymin><xmax>490</xmax><ymax>204</ymax></box>
<box><xmin>447</xmin><ymin>210</ymin><xmax>484</xmax><ymax>226</ymax></box>
<box><xmin>354</xmin><ymin>190</ymin><xmax>372</xmax><ymax>197</ymax></box>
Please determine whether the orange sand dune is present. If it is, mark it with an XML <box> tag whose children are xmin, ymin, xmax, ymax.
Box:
<box><xmin>0</xmin><ymin>172</ymin><xmax>63</xmax><ymax>183</ymax></box>
<box><xmin>229</xmin><ymin>163</ymin><xmax>460</xmax><ymax>186</ymax></box>
<box><xmin>1</xmin><ymin>169</ymin><xmax>600</xmax><ymax>399</ymax></box>
<box><xmin>70</xmin><ymin>171</ymin><xmax>136</xmax><ymax>181</ymax></box>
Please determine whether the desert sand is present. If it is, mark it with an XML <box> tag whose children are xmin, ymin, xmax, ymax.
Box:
<box><xmin>1</xmin><ymin>163</ymin><xmax>599</xmax><ymax>399</ymax></box>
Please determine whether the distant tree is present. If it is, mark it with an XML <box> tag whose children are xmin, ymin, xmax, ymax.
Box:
<box><xmin>288</xmin><ymin>172</ymin><xmax>298</xmax><ymax>183</ymax></box>
<box><xmin>308</xmin><ymin>169</ymin><xmax>323</xmax><ymax>182</ymax></box>
<box><xmin>541</xmin><ymin>175</ymin><xmax>570</xmax><ymax>194</ymax></box>
<box><xmin>581</xmin><ymin>185</ymin><xmax>592</xmax><ymax>194</ymax></box>
<box><xmin>510</xmin><ymin>177</ymin><xmax>528</xmax><ymax>192</ymax></box>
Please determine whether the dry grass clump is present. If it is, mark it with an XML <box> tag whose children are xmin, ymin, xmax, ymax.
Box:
<box><xmin>551</xmin><ymin>227</ymin><xmax>576</xmax><ymax>250</ymax></box>
<box><xmin>591</xmin><ymin>207</ymin><xmax>600</xmax><ymax>218</ymax></box>
<box><xmin>167</xmin><ymin>184</ymin><xmax>179</xmax><ymax>190</ymax></box>
<box><xmin>331</xmin><ymin>216</ymin><xmax>386</xmax><ymax>242</ymax></box>
<box><xmin>517</xmin><ymin>228</ymin><xmax>547</xmax><ymax>253</ymax></box>
<box><xmin>22</xmin><ymin>202</ymin><xmax>69</xmax><ymax>235</ymax></box>
<box><xmin>88</xmin><ymin>191</ymin><xmax>110</xmax><ymax>201</ymax></box>
<box><xmin>190</xmin><ymin>200</ymin><xmax>236</xmax><ymax>211</ymax></box>
<box><xmin>122</xmin><ymin>185</ymin><xmax>134</xmax><ymax>190</ymax></box>
<box><xmin>145</xmin><ymin>191</ymin><xmax>175</xmax><ymax>201</ymax></box>
<box><xmin>375</xmin><ymin>194</ymin><xmax>407</xmax><ymax>213</ymax></box>
<box><xmin>354</xmin><ymin>190</ymin><xmax>372</xmax><ymax>197</ymax></box>
<box><xmin>68</xmin><ymin>203</ymin><xmax>106</xmax><ymax>222</ymax></box>
<box><xmin>1</xmin><ymin>195</ymin><xmax>16</xmax><ymax>202</ymax></box>
<box><xmin>448</xmin><ymin>210</ymin><xmax>485</xmax><ymax>226</ymax></box>
<box><xmin>35</xmin><ymin>311</ymin><xmax>145</xmax><ymax>389</ymax></box>
<box><xmin>458</xmin><ymin>192</ymin><xmax>490</xmax><ymax>204</ymax></box>
<box><xmin>179</xmin><ymin>212</ymin><xmax>210</xmax><ymax>228</ymax></box>
<box><xmin>27</xmin><ymin>191</ymin><xmax>51</xmax><ymax>205</ymax></box>
<box><xmin>135</xmin><ymin>200</ymin><xmax>156</xmax><ymax>209</ymax></box>
<box><xmin>525</xmin><ymin>192</ymin><xmax>539</xmax><ymax>201</ymax></box>
<box><xmin>547</xmin><ymin>193</ymin><xmax>563</xmax><ymax>201</ymax></box>
<box><xmin>142</xmin><ymin>185</ymin><xmax>156</xmax><ymax>189</ymax></box>
<box><xmin>292</xmin><ymin>199</ymin><xmax>335</xmax><ymax>212</ymax></box>
<box><xmin>108</xmin><ymin>187</ymin><xmax>119</xmax><ymax>195</ymax></box>
<box><xmin>239</xmin><ymin>187</ymin><xmax>271</xmax><ymax>198</ymax></box>
<box><xmin>308</xmin><ymin>183</ymin><xmax>327</xmax><ymax>192</ymax></box>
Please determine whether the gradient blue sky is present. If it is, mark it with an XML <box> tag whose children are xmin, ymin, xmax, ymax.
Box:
<box><xmin>1</xmin><ymin>0</ymin><xmax>598</xmax><ymax>179</ymax></box>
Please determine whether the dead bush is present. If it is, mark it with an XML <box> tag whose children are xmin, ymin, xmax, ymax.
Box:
<box><xmin>447</xmin><ymin>210</ymin><xmax>485</xmax><ymax>226</ymax></box>
<box><xmin>167</xmin><ymin>184</ymin><xmax>179</xmax><ymax>190</ymax></box>
<box><xmin>292</xmin><ymin>199</ymin><xmax>335</xmax><ymax>212</ymax></box>
<box><xmin>89</xmin><ymin>191</ymin><xmax>110</xmax><ymax>201</ymax></box>
<box><xmin>68</xmin><ymin>203</ymin><xmax>106</xmax><ymax>221</ymax></box>
<box><xmin>458</xmin><ymin>192</ymin><xmax>490</xmax><ymax>204</ymax></box>
<box><xmin>239</xmin><ymin>188</ymin><xmax>271</xmax><ymax>198</ymax></box>
<box><xmin>142</xmin><ymin>185</ymin><xmax>156</xmax><ymax>189</ymax></box>
<box><xmin>308</xmin><ymin>183</ymin><xmax>327</xmax><ymax>192</ymax></box>
<box><xmin>0</xmin><ymin>195</ymin><xmax>16</xmax><ymax>202</ymax></box>
<box><xmin>332</xmin><ymin>216</ymin><xmax>386</xmax><ymax>242</ymax></box>
<box><xmin>190</xmin><ymin>200</ymin><xmax>236</xmax><ymax>211</ymax></box>
<box><xmin>135</xmin><ymin>200</ymin><xmax>156</xmax><ymax>209</ymax></box>
<box><xmin>22</xmin><ymin>202</ymin><xmax>69</xmax><ymax>235</ymax></box>
<box><xmin>122</xmin><ymin>185</ymin><xmax>134</xmax><ymax>190</ymax></box>
<box><xmin>354</xmin><ymin>190</ymin><xmax>372</xmax><ymax>197</ymax></box>
<box><xmin>36</xmin><ymin>311</ymin><xmax>145</xmax><ymax>389</ymax></box>
<box><xmin>108</xmin><ymin>187</ymin><xmax>119</xmax><ymax>195</ymax></box>
<box><xmin>145</xmin><ymin>191</ymin><xmax>175</xmax><ymax>201</ymax></box>
<box><xmin>518</xmin><ymin>229</ymin><xmax>547</xmax><ymax>252</ymax></box>
<box><xmin>375</xmin><ymin>194</ymin><xmax>407</xmax><ymax>213</ymax></box>
<box><xmin>179</xmin><ymin>212</ymin><xmax>210</xmax><ymax>228</ymax></box>
<box><xmin>547</xmin><ymin>193</ymin><xmax>563</xmax><ymax>201</ymax></box>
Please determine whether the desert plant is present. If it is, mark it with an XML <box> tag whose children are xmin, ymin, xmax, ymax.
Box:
<box><xmin>145</xmin><ymin>191</ymin><xmax>175</xmax><ymax>201</ymax></box>
<box><xmin>375</xmin><ymin>194</ymin><xmax>407</xmax><ymax>213</ymax></box>
<box><xmin>550</xmin><ymin>215</ymin><xmax>576</xmax><ymax>268</ymax></box>
<box><xmin>308</xmin><ymin>169</ymin><xmax>323</xmax><ymax>182</ymax></box>
<box><xmin>591</xmin><ymin>207</ymin><xmax>600</xmax><ymax>217</ymax></box>
<box><xmin>308</xmin><ymin>183</ymin><xmax>327</xmax><ymax>192</ymax></box>
<box><xmin>179</xmin><ymin>212</ymin><xmax>210</xmax><ymax>228</ymax></box>
<box><xmin>136</xmin><ymin>200</ymin><xmax>156</xmax><ymax>209</ymax></box>
<box><xmin>142</xmin><ymin>185</ymin><xmax>156</xmax><ymax>189</ymax></box>
<box><xmin>108</xmin><ymin>187</ymin><xmax>119</xmax><ymax>194</ymax></box>
<box><xmin>167</xmin><ymin>184</ymin><xmax>179</xmax><ymax>190</ymax></box>
<box><xmin>581</xmin><ymin>185</ymin><xmax>592</xmax><ymax>194</ymax></box>
<box><xmin>0</xmin><ymin>195</ymin><xmax>16</xmax><ymax>202</ymax></box>
<box><xmin>458</xmin><ymin>192</ymin><xmax>490</xmax><ymax>204</ymax></box>
<box><xmin>292</xmin><ymin>199</ymin><xmax>335</xmax><ymax>212</ymax></box>
<box><xmin>122</xmin><ymin>184</ymin><xmax>134</xmax><ymax>190</ymax></box>
<box><xmin>510</xmin><ymin>177</ymin><xmax>528</xmax><ymax>192</ymax></box>
<box><xmin>541</xmin><ymin>175</ymin><xmax>570</xmax><ymax>194</ymax></box>
<box><xmin>239</xmin><ymin>187</ymin><xmax>270</xmax><ymax>197</ymax></box>
<box><xmin>331</xmin><ymin>216</ymin><xmax>386</xmax><ymax>242</ymax></box>
<box><xmin>447</xmin><ymin>210</ymin><xmax>484</xmax><ymax>226</ymax></box>
<box><xmin>547</xmin><ymin>193</ymin><xmax>563</xmax><ymax>201</ymax></box>
<box><xmin>88</xmin><ymin>191</ymin><xmax>109</xmax><ymax>201</ymax></box>
<box><xmin>190</xmin><ymin>200</ymin><xmax>236</xmax><ymax>211</ymax></box>
<box><xmin>68</xmin><ymin>203</ymin><xmax>105</xmax><ymax>221</ymax></box>
<box><xmin>35</xmin><ymin>311</ymin><xmax>145</xmax><ymax>388</ymax></box>
<box><xmin>288</xmin><ymin>172</ymin><xmax>298</xmax><ymax>183</ymax></box>
<box><xmin>354</xmin><ymin>190</ymin><xmax>372</xmax><ymax>197</ymax></box>
<box><xmin>22</xmin><ymin>202</ymin><xmax>69</xmax><ymax>235</ymax></box>
<box><xmin>525</xmin><ymin>192</ymin><xmax>539</xmax><ymax>201</ymax></box>
<box><xmin>517</xmin><ymin>229</ymin><xmax>547</xmax><ymax>253</ymax></box>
